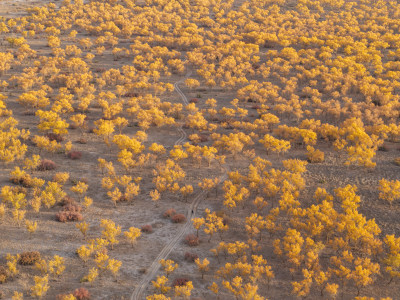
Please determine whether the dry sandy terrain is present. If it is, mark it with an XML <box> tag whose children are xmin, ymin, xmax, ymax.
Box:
<box><xmin>0</xmin><ymin>0</ymin><xmax>400</xmax><ymax>300</ymax></box>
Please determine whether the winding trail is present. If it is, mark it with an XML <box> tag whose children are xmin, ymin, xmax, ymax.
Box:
<box><xmin>131</xmin><ymin>68</ymin><xmax>227</xmax><ymax>300</ymax></box>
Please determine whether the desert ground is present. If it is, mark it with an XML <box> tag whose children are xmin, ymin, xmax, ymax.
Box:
<box><xmin>0</xmin><ymin>0</ymin><xmax>400</xmax><ymax>299</ymax></box>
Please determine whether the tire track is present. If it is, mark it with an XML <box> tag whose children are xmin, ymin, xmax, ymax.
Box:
<box><xmin>131</xmin><ymin>67</ymin><xmax>227</xmax><ymax>300</ymax></box>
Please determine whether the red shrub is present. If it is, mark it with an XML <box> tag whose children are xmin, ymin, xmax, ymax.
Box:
<box><xmin>184</xmin><ymin>252</ymin><xmax>198</xmax><ymax>262</ymax></box>
<box><xmin>37</xmin><ymin>159</ymin><xmax>56</xmax><ymax>171</ymax></box>
<box><xmin>63</xmin><ymin>203</ymin><xmax>82</xmax><ymax>213</ymax></box>
<box><xmin>172</xmin><ymin>277</ymin><xmax>189</xmax><ymax>287</ymax></box>
<box><xmin>190</xmin><ymin>98</ymin><xmax>199</xmax><ymax>103</ymax></box>
<box><xmin>141</xmin><ymin>225</ymin><xmax>153</xmax><ymax>233</ymax></box>
<box><xmin>185</xmin><ymin>234</ymin><xmax>199</xmax><ymax>246</ymax></box>
<box><xmin>56</xmin><ymin>203</ymin><xmax>82</xmax><ymax>222</ymax></box>
<box><xmin>46</xmin><ymin>133</ymin><xmax>64</xmax><ymax>142</ymax></box>
<box><xmin>67</xmin><ymin>151</ymin><xmax>82</xmax><ymax>160</ymax></box>
<box><xmin>73</xmin><ymin>287</ymin><xmax>90</xmax><ymax>300</ymax></box>
<box><xmin>163</xmin><ymin>208</ymin><xmax>176</xmax><ymax>218</ymax></box>
<box><xmin>172</xmin><ymin>214</ymin><xmax>186</xmax><ymax>223</ymax></box>
<box><xmin>56</xmin><ymin>211</ymin><xmax>83</xmax><ymax>222</ymax></box>
<box><xmin>60</xmin><ymin>196</ymin><xmax>76</xmax><ymax>206</ymax></box>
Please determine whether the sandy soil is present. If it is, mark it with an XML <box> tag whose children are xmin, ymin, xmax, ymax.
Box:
<box><xmin>0</xmin><ymin>0</ymin><xmax>399</xmax><ymax>300</ymax></box>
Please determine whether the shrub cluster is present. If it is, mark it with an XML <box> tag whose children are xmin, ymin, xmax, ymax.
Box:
<box><xmin>56</xmin><ymin>202</ymin><xmax>83</xmax><ymax>222</ymax></box>
<box><xmin>46</xmin><ymin>133</ymin><xmax>63</xmax><ymax>142</ymax></box>
<box><xmin>172</xmin><ymin>277</ymin><xmax>189</xmax><ymax>287</ymax></box>
<box><xmin>163</xmin><ymin>208</ymin><xmax>176</xmax><ymax>218</ymax></box>
<box><xmin>141</xmin><ymin>224</ymin><xmax>153</xmax><ymax>233</ymax></box>
<box><xmin>10</xmin><ymin>172</ymin><xmax>32</xmax><ymax>188</ymax></box>
<box><xmin>67</xmin><ymin>151</ymin><xmax>82</xmax><ymax>160</ymax></box>
<box><xmin>184</xmin><ymin>252</ymin><xmax>199</xmax><ymax>262</ymax></box>
<box><xmin>171</xmin><ymin>214</ymin><xmax>186</xmax><ymax>223</ymax></box>
<box><xmin>37</xmin><ymin>159</ymin><xmax>57</xmax><ymax>171</ymax></box>
<box><xmin>73</xmin><ymin>287</ymin><xmax>90</xmax><ymax>300</ymax></box>
<box><xmin>18</xmin><ymin>251</ymin><xmax>41</xmax><ymax>265</ymax></box>
<box><xmin>185</xmin><ymin>234</ymin><xmax>199</xmax><ymax>246</ymax></box>
<box><xmin>199</xmin><ymin>134</ymin><xmax>208</xmax><ymax>143</ymax></box>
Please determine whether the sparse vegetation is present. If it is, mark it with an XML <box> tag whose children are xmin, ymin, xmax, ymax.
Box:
<box><xmin>18</xmin><ymin>251</ymin><xmax>41</xmax><ymax>265</ymax></box>
<box><xmin>1</xmin><ymin>0</ymin><xmax>400</xmax><ymax>299</ymax></box>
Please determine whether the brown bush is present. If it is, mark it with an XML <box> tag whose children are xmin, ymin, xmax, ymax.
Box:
<box><xmin>199</xmin><ymin>134</ymin><xmax>208</xmax><ymax>143</ymax></box>
<box><xmin>73</xmin><ymin>287</ymin><xmax>90</xmax><ymax>300</ymax></box>
<box><xmin>190</xmin><ymin>98</ymin><xmax>199</xmax><ymax>103</ymax></box>
<box><xmin>141</xmin><ymin>224</ymin><xmax>153</xmax><ymax>233</ymax></box>
<box><xmin>0</xmin><ymin>266</ymin><xmax>7</xmax><ymax>283</ymax></box>
<box><xmin>163</xmin><ymin>208</ymin><xmax>176</xmax><ymax>218</ymax></box>
<box><xmin>184</xmin><ymin>252</ymin><xmax>198</xmax><ymax>262</ymax></box>
<box><xmin>77</xmin><ymin>138</ymin><xmax>87</xmax><ymax>144</ymax></box>
<box><xmin>56</xmin><ymin>211</ymin><xmax>83</xmax><ymax>222</ymax></box>
<box><xmin>56</xmin><ymin>203</ymin><xmax>83</xmax><ymax>222</ymax></box>
<box><xmin>46</xmin><ymin>133</ymin><xmax>64</xmax><ymax>142</ymax></box>
<box><xmin>37</xmin><ymin>159</ymin><xmax>57</xmax><ymax>171</ymax></box>
<box><xmin>185</xmin><ymin>234</ymin><xmax>199</xmax><ymax>246</ymax></box>
<box><xmin>60</xmin><ymin>196</ymin><xmax>77</xmax><ymax>207</ymax></box>
<box><xmin>123</xmin><ymin>92</ymin><xmax>138</xmax><ymax>98</ymax></box>
<box><xmin>63</xmin><ymin>203</ymin><xmax>82</xmax><ymax>213</ymax></box>
<box><xmin>172</xmin><ymin>277</ymin><xmax>189</xmax><ymax>287</ymax></box>
<box><xmin>394</xmin><ymin>157</ymin><xmax>400</xmax><ymax>166</ymax></box>
<box><xmin>172</xmin><ymin>214</ymin><xmax>186</xmax><ymax>223</ymax></box>
<box><xmin>67</xmin><ymin>151</ymin><xmax>82</xmax><ymax>160</ymax></box>
<box><xmin>18</xmin><ymin>251</ymin><xmax>41</xmax><ymax>265</ymax></box>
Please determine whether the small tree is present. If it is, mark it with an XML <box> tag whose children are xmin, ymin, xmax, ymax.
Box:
<box><xmin>107</xmin><ymin>258</ymin><xmax>122</xmax><ymax>279</ymax></box>
<box><xmin>76</xmin><ymin>221</ymin><xmax>89</xmax><ymax>239</ymax></box>
<box><xmin>30</xmin><ymin>275</ymin><xmax>49</xmax><ymax>299</ymax></box>
<box><xmin>100</xmin><ymin>219</ymin><xmax>121</xmax><ymax>249</ymax></box>
<box><xmin>124</xmin><ymin>227</ymin><xmax>142</xmax><ymax>247</ymax></box>
<box><xmin>160</xmin><ymin>259</ymin><xmax>178</xmax><ymax>278</ymax></box>
<box><xmin>152</xmin><ymin>275</ymin><xmax>171</xmax><ymax>294</ymax></box>
<box><xmin>49</xmin><ymin>255</ymin><xmax>65</xmax><ymax>277</ymax></box>
<box><xmin>195</xmin><ymin>258</ymin><xmax>209</xmax><ymax>279</ymax></box>
<box><xmin>25</xmin><ymin>220</ymin><xmax>38</xmax><ymax>238</ymax></box>
<box><xmin>192</xmin><ymin>217</ymin><xmax>205</xmax><ymax>237</ymax></box>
